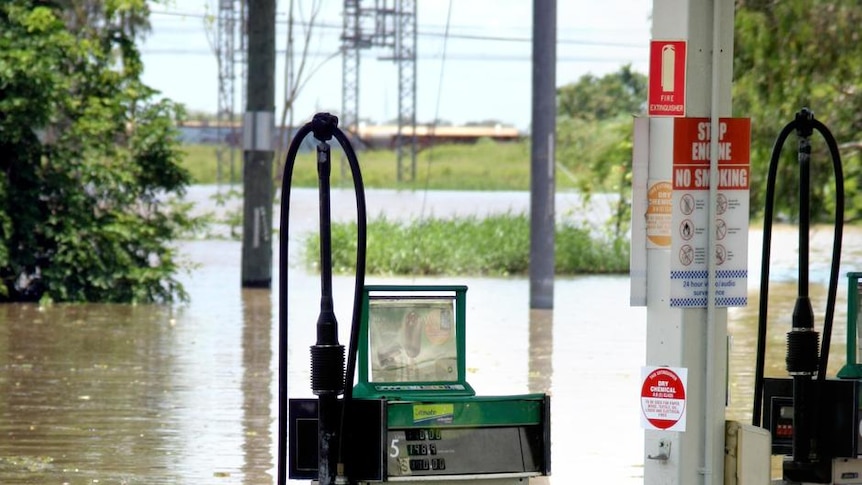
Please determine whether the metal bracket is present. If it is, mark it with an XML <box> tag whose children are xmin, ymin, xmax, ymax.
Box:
<box><xmin>647</xmin><ymin>439</ymin><xmax>671</xmax><ymax>461</ymax></box>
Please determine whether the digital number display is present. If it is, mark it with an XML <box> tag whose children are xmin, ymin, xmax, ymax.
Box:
<box><xmin>405</xmin><ymin>428</ymin><xmax>442</xmax><ymax>441</ymax></box>
<box><xmin>407</xmin><ymin>444</ymin><xmax>427</xmax><ymax>456</ymax></box>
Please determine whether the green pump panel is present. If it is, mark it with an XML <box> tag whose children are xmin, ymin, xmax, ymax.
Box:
<box><xmin>839</xmin><ymin>272</ymin><xmax>862</xmax><ymax>379</ymax></box>
<box><xmin>289</xmin><ymin>285</ymin><xmax>551</xmax><ymax>483</ymax></box>
<box><xmin>353</xmin><ymin>285</ymin><xmax>474</xmax><ymax>400</ymax></box>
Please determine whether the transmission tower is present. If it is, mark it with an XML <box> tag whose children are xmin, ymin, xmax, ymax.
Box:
<box><xmin>341</xmin><ymin>0</ymin><xmax>417</xmax><ymax>181</ymax></box>
<box><xmin>394</xmin><ymin>0</ymin><xmax>417</xmax><ymax>182</ymax></box>
<box><xmin>216</xmin><ymin>0</ymin><xmax>246</xmax><ymax>186</ymax></box>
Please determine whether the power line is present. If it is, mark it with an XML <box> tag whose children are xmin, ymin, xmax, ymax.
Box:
<box><xmin>149</xmin><ymin>10</ymin><xmax>645</xmax><ymax>48</ymax></box>
<box><xmin>141</xmin><ymin>48</ymin><xmax>646</xmax><ymax>64</ymax></box>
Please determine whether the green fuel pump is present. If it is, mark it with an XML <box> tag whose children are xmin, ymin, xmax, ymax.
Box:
<box><xmin>751</xmin><ymin>108</ymin><xmax>862</xmax><ymax>484</ymax></box>
<box><xmin>279</xmin><ymin>114</ymin><xmax>550</xmax><ymax>485</ymax></box>
<box><xmin>837</xmin><ymin>273</ymin><xmax>862</xmax><ymax>380</ymax></box>
<box><xmin>290</xmin><ymin>285</ymin><xmax>550</xmax><ymax>483</ymax></box>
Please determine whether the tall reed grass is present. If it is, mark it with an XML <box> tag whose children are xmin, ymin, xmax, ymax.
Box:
<box><xmin>305</xmin><ymin>214</ymin><xmax>630</xmax><ymax>276</ymax></box>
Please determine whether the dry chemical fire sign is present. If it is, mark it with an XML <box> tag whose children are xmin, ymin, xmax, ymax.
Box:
<box><xmin>646</xmin><ymin>181</ymin><xmax>672</xmax><ymax>248</ymax></box>
<box><xmin>641</xmin><ymin>366</ymin><xmax>687</xmax><ymax>431</ymax></box>
<box><xmin>670</xmin><ymin>117</ymin><xmax>751</xmax><ymax>308</ymax></box>
<box><xmin>648</xmin><ymin>40</ymin><xmax>687</xmax><ymax>117</ymax></box>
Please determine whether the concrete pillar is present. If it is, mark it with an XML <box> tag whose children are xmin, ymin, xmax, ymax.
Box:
<box><xmin>644</xmin><ymin>1</ymin><xmax>735</xmax><ymax>484</ymax></box>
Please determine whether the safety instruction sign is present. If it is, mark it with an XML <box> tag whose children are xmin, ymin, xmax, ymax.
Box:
<box><xmin>646</xmin><ymin>180</ymin><xmax>672</xmax><ymax>248</ymax></box>
<box><xmin>648</xmin><ymin>40</ymin><xmax>686</xmax><ymax>117</ymax></box>
<box><xmin>670</xmin><ymin>117</ymin><xmax>751</xmax><ymax>307</ymax></box>
<box><xmin>641</xmin><ymin>366</ymin><xmax>687</xmax><ymax>431</ymax></box>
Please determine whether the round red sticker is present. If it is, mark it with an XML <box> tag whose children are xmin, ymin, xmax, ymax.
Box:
<box><xmin>641</xmin><ymin>367</ymin><xmax>686</xmax><ymax>430</ymax></box>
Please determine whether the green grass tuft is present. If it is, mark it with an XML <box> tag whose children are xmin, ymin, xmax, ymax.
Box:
<box><xmin>304</xmin><ymin>214</ymin><xmax>629</xmax><ymax>276</ymax></box>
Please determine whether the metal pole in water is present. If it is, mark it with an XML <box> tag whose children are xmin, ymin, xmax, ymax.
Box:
<box><xmin>241</xmin><ymin>0</ymin><xmax>276</xmax><ymax>288</ymax></box>
<box><xmin>530</xmin><ymin>0</ymin><xmax>556</xmax><ymax>310</ymax></box>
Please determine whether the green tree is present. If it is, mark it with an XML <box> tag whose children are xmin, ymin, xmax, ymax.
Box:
<box><xmin>557</xmin><ymin>64</ymin><xmax>647</xmax><ymax>122</ymax></box>
<box><xmin>555</xmin><ymin>66</ymin><xmax>646</xmax><ymax>239</ymax></box>
<box><xmin>555</xmin><ymin>66</ymin><xmax>646</xmax><ymax>189</ymax></box>
<box><xmin>0</xmin><ymin>1</ymin><xmax>198</xmax><ymax>303</ymax></box>
<box><xmin>734</xmin><ymin>0</ymin><xmax>862</xmax><ymax>222</ymax></box>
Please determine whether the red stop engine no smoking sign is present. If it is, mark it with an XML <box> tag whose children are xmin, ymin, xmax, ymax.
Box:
<box><xmin>640</xmin><ymin>366</ymin><xmax>687</xmax><ymax>431</ymax></box>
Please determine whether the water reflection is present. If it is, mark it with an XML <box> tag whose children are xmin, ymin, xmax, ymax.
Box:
<box><xmin>0</xmin><ymin>303</ymin><xmax>181</xmax><ymax>484</ymax></box>
<box><xmin>2</xmin><ymin>218</ymin><xmax>861</xmax><ymax>484</ymax></box>
<box><xmin>0</xmin><ymin>241</ymin><xmax>280</xmax><ymax>485</ymax></box>
<box><xmin>241</xmin><ymin>289</ymin><xmax>273</xmax><ymax>485</ymax></box>
<box><xmin>528</xmin><ymin>309</ymin><xmax>553</xmax><ymax>394</ymax></box>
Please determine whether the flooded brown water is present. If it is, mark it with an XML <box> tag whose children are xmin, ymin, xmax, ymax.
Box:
<box><xmin>2</xmin><ymin>187</ymin><xmax>862</xmax><ymax>484</ymax></box>
<box><xmin>0</xmin><ymin>240</ymin><xmax>278</xmax><ymax>485</ymax></box>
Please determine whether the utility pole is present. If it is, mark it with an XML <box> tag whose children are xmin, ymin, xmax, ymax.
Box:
<box><xmin>529</xmin><ymin>0</ymin><xmax>556</xmax><ymax>310</ymax></box>
<box><xmin>241</xmin><ymin>0</ymin><xmax>276</xmax><ymax>288</ymax></box>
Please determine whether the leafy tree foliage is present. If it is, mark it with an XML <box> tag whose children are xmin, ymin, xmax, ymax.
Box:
<box><xmin>555</xmin><ymin>66</ymin><xmax>646</xmax><ymax>239</ymax></box>
<box><xmin>0</xmin><ymin>1</ymin><xmax>197</xmax><ymax>303</ymax></box>
<box><xmin>557</xmin><ymin>64</ymin><xmax>647</xmax><ymax>122</ymax></box>
<box><xmin>554</xmin><ymin>3</ymin><xmax>862</xmax><ymax>226</ymax></box>
<box><xmin>734</xmin><ymin>0</ymin><xmax>862</xmax><ymax>222</ymax></box>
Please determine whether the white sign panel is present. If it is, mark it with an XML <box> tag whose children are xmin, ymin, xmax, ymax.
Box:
<box><xmin>630</xmin><ymin>117</ymin><xmax>649</xmax><ymax>306</ymax></box>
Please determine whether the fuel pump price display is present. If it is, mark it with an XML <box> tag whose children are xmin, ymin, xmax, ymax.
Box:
<box><xmin>669</xmin><ymin>117</ymin><xmax>751</xmax><ymax>308</ymax></box>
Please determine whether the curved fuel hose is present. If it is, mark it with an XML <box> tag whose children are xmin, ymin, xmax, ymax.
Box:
<box><xmin>277</xmin><ymin>113</ymin><xmax>367</xmax><ymax>485</ymax></box>
<box><xmin>751</xmin><ymin>109</ymin><xmax>844</xmax><ymax>436</ymax></box>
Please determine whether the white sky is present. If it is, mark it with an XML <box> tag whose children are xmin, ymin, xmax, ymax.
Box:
<box><xmin>141</xmin><ymin>1</ymin><xmax>652</xmax><ymax>130</ymax></box>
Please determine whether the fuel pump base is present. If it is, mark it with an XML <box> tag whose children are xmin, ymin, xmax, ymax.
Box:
<box><xmin>289</xmin><ymin>394</ymin><xmax>550</xmax><ymax>482</ymax></box>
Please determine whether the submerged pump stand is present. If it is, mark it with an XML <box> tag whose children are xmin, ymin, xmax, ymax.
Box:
<box><xmin>277</xmin><ymin>113</ymin><xmax>367</xmax><ymax>485</ymax></box>
<box><xmin>752</xmin><ymin>108</ymin><xmax>844</xmax><ymax>483</ymax></box>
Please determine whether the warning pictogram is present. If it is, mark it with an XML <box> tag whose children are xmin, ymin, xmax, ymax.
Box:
<box><xmin>641</xmin><ymin>366</ymin><xmax>687</xmax><ymax>431</ymax></box>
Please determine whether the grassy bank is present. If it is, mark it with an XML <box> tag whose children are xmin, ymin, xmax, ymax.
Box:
<box><xmin>304</xmin><ymin>214</ymin><xmax>630</xmax><ymax>276</ymax></box>
<box><xmin>180</xmin><ymin>140</ymin><xmax>583</xmax><ymax>191</ymax></box>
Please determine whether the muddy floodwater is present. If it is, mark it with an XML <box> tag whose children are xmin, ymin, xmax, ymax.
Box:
<box><xmin>2</xmin><ymin>188</ymin><xmax>862</xmax><ymax>484</ymax></box>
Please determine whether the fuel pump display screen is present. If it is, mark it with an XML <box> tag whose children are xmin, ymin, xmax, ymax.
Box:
<box><xmin>367</xmin><ymin>296</ymin><xmax>458</xmax><ymax>383</ymax></box>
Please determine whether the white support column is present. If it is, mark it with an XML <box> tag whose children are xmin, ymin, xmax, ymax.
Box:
<box><xmin>644</xmin><ymin>1</ymin><xmax>735</xmax><ymax>484</ymax></box>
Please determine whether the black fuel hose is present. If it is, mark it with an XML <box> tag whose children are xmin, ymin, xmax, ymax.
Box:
<box><xmin>811</xmin><ymin>116</ymin><xmax>844</xmax><ymax>384</ymax></box>
<box><xmin>751</xmin><ymin>109</ymin><xmax>843</xmax><ymax>429</ymax></box>
<box><xmin>278</xmin><ymin>113</ymin><xmax>367</xmax><ymax>485</ymax></box>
